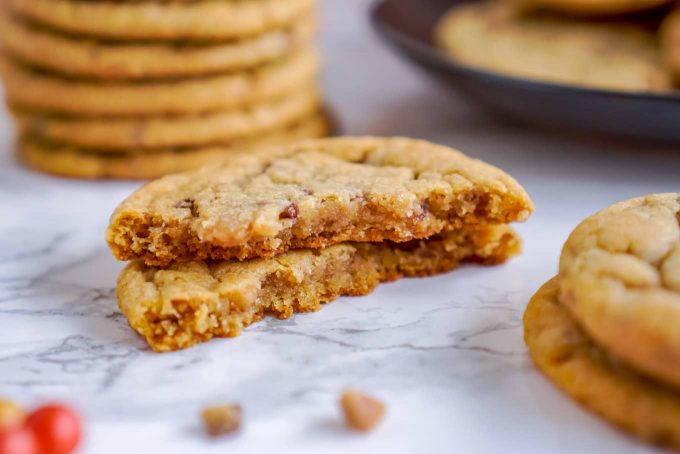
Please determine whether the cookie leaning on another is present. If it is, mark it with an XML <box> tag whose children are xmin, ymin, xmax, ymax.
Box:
<box><xmin>106</xmin><ymin>137</ymin><xmax>533</xmax><ymax>266</ymax></box>
<box><xmin>525</xmin><ymin>193</ymin><xmax>680</xmax><ymax>450</ymax></box>
<box><xmin>434</xmin><ymin>2</ymin><xmax>670</xmax><ymax>92</ymax></box>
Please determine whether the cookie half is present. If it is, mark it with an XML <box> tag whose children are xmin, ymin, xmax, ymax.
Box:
<box><xmin>0</xmin><ymin>8</ymin><xmax>316</xmax><ymax>80</ymax></box>
<box><xmin>119</xmin><ymin>225</ymin><xmax>521</xmax><ymax>352</ymax></box>
<box><xmin>525</xmin><ymin>278</ymin><xmax>680</xmax><ymax>450</ymax></box>
<box><xmin>434</xmin><ymin>2</ymin><xmax>669</xmax><ymax>92</ymax></box>
<box><xmin>559</xmin><ymin>193</ymin><xmax>680</xmax><ymax>388</ymax></box>
<box><xmin>106</xmin><ymin>136</ymin><xmax>534</xmax><ymax>266</ymax></box>
<box><xmin>12</xmin><ymin>86</ymin><xmax>321</xmax><ymax>150</ymax></box>
<box><xmin>17</xmin><ymin>114</ymin><xmax>330</xmax><ymax>180</ymax></box>
<box><xmin>0</xmin><ymin>49</ymin><xmax>318</xmax><ymax>115</ymax></box>
<box><xmin>5</xmin><ymin>0</ymin><xmax>315</xmax><ymax>41</ymax></box>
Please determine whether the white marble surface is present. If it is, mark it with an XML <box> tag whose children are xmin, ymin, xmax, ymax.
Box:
<box><xmin>1</xmin><ymin>1</ymin><xmax>680</xmax><ymax>453</ymax></box>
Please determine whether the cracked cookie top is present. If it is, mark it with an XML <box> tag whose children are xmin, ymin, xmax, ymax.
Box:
<box><xmin>559</xmin><ymin>193</ymin><xmax>680</xmax><ymax>388</ymax></box>
<box><xmin>106</xmin><ymin>136</ymin><xmax>533</xmax><ymax>266</ymax></box>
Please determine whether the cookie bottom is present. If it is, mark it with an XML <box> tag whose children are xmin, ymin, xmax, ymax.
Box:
<box><xmin>17</xmin><ymin>114</ymin><xmax>330</xmax><ymax>180</ymax></box>
<box><xmin>524</xmin><ymin>278</ymin><xmax>680</xmax><ymax>450</ymax></box>
<box><xmin>118</xmin><ymin>225</ymin><xmax>521</xmax><ymax>352</ymax></box>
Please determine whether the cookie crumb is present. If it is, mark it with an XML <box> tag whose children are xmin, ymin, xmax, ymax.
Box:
<box><xmin>339</xmin><ymin>390</ymin><xmax>385</xmax><ymax>432</ymax></box>
<box><xmin>201</xmin><ymin>404</ymin><xmax>242</xmax><ymax>437</ymax></box>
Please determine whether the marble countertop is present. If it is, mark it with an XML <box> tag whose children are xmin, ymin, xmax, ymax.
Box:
<box><xmin>2</xmin><ymin>1</ymin><xmax>680</xmax><ymax>453</ymax></box>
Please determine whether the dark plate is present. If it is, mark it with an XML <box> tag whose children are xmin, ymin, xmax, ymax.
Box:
<box><xmin>371</xmin><ymin>0</ymin><xmax>680</xmax><ymax>143</ymax></box>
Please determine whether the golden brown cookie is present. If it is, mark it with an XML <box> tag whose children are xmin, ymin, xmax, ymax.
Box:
<box><xmin>660</xmin><ymin>9</ymin><xmax>680</xmax><ymax>79</ymax></box>
<box><xmin>525</xmin><ymin>278</ymin><xmax>680</xmax><ymax>450</ymax></box>
<box><xmin>106</xmin><ymin>137</ymin><xmax>534</xmax><ymax>266</ymax></box>
<box><xmin>508</xmin><ymin>0</ymin><xmax>670</xmax><ymax>16</ymax></box>
<box><xmin>17</xmin><ymin>114</ymin><xmax>330</xmax><ymax>180</ymax></box>
<box><xmin>12</xmin><ymin>86</ymin><xmax>321</xmax><ymax>150</ymax></box>
<box><xmin>0</xmin><ymin>50</ymin><xmax>318</xmax><ymax>115</ymax></box>
<box><xmin>434</xmin><ymin>2</ymin><xmax>669</xmax><ymax>92</ymax></box>
<box><xmin>5</xmin><ymin>0</ymin><xmax>315</xmax><ymax>41</ymax></box>
<box><xmin>120</xmin><ymin>225</ymin><xmax>521</xmax><ymax>352</ymax></box>
<box><xmin>0</xmin><ymin>8</ymin><xmax>316</xmax><ymax>80</ymax></box>
<box><xmin>559</xmin><ymin>193</ymin><xmax>680</xmax><ymax>388</ymax></box>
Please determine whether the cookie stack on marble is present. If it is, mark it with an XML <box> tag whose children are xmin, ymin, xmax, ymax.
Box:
<box><xmin>524</xmin><ymin>193</ymin><xmax>680</xmax><ymax>450</ymax></box>
<box><xmin>0</xmin><ymin>0</ymin><xmax>327</xmax><ymax>179</ymax></box>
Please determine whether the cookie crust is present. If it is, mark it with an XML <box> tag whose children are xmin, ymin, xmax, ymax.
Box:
<box><xmin>18</xmin><ymin>114</ymin><xmax>329</xmax><ymax>180</ymax></box>
<box><xmin>0</xmin><ymin>9</ymin><xmax>316</xmax><ymax>80</ymax></box>
<box><xmin>106</xmin><ymin>137</ymin><xmax>533</xmax><ymax>266</ymax></box>
<box><xmin>120</xmin><ymin>225</ymin><xmax>521</xmax><ymax>352</ymax></box>
<box><xmin>12</xmin><ymin>86</ymin><xmax>320</xmax><ymax>150</ymax></box>
<box><xmin>0</xmin><ymin>50</ymin><xmax>318</xmax><ymax>115</ymax></box>
<box><xmin>559</xmin><ymin>193</ymin><xmax>680</xmax><ymax>388</ymax></box>
<box><xmin>525</xmin><ymin>278</ymin><xmax>680</xmax><ymax>450</ymax></box>
<box><xmin>5</xmin><ymin>0</ymin><xmax>315</xmax><ymax>41</ymax></box>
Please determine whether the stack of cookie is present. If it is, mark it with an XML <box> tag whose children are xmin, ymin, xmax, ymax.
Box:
<box><xmin>104</xmin><ymin>137</ymin><xmax>534</xmax><ymax>352</ymax></box>
<box><xmin>435</xmin><ymin>0</ymin><xmax>675</xmax><ymax>93</ymax></box>
<box><xmin>0</xmin><ymin>0</ymin><xmax>327</xmax><ymax>179</ymax></box>
<box><xmin>525</xmin><ymin>194</ymin><xmax>680</xmax><ymax>450</ymax></box>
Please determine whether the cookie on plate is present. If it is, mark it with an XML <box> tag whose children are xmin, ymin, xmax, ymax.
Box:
<box><xmin>661</xmin><ymin>9</ymin><xmax>680</xmax><ymax>81</ymax></box>
<box><xmin>525</xmin><ymin>278</ymin><xmax>680</xmax><ymax>450</ymax></box>
<box><xmin>0</xmin><ymin>50</ymin><xmax>318</xmax><ymax>115</ymax></box>
<box><xmin>559</xmin><ymin>193</ymin><xmax>680</xmax><ymax>388</ymax></box>
<box><xmin>120</xmin><ymin>224</ymin><xmax>521</xmax><ymax>351</ymax></box>
<box><xmin>105</xmin><ymin>137</ymin><xmax>534</xmax><ymax>266</ymax></box>
<box><xmin>434</xmin><ymin>2</ymin><xmax>669</xmax><ymax>92</ymax></box>
<box><xmin>17</xmin><ymin>114</ymin><xmax>330</xmax><ymax>180</ymax></box>
<box><xmin>0</xmin><ymin>8</ymin><xmax>316</xmax><ymax>80</ymax></box>
<box><xmin>12</xmin><ymin>86</ymin><xmax>321</xmax><ymax>150</ymax></box>
<box><xmin>507</xmin><ymin>0</ymin><xmax>670</xmax><ymax>16</ymax></box>
<box><xmin>4</xmin><ymin>0</ymin><xmax>315</xmax><ymax>41</ymax></box>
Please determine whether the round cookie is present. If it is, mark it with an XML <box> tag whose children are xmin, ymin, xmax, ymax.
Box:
<box><xmin>434</xmin><ymin>2</ymin><xmax>669</xmax><ymax>92</ymax></box>
<box><xmin>0</xmin><ymin>50</ymin><xmax>319</xmax><ymax>115</ymax></box>
<box><xmin>0</xmin><ymin>9</ymin><xmax>316</xmax><ymax>80</ymax></box>
<box><xmin>17</xmin><ymin>114</ymin><xmax>330</xmax><ymax>180</ymax></box>
<box><xmin>559</xmin><ymin>194</ymin><xmax>680</xmax><ymax>388</ymax></box>
<box><xmin>508</xmin><ymin>0</ymin><xmax>670</xmax><ymax>16</ymax></box>
<box><xmin>12</xmin><ymin>86</ymin><xmax>321</xmax><ymax>150</ymax></box>
<box><xmin>660</xmin><ymin>9</ymin><xmax>680</xmax><ymax>79</ymax></box>
<box><xmin>5</xmin><ymin>0</ymin><xmax>315</xmax><ymax>41</ymax></box>
<box><xmin>525</xmin><ymin>278</ymin><xmax>680</xmax><ymax>450</ymax></box>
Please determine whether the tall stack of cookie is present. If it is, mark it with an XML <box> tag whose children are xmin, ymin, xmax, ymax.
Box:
<box><xmin>105</xmin><ymin>137</ymin><xmax>534</xmax><ymax>352</ymax></box>
<box><xmin>525</xmin><ymin>194</ymin><xmax>680</xmax><ymax>450</ymax></box>
<box><xmin>0</xmin><ymin>0</ymin><xmax>327</xmax><ymax>179</ymax></box>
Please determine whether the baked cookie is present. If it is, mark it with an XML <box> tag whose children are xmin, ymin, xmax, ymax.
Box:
<box><xmin>0</xmin><ymin>9</ymin><xmax>316</xmax><ymax>80</ymax></box>
<box><xmin>106</xmin><ymin>137</ymin><xmax>534</xmax><ymax>266</ymax></box>
<box><xmin>660</xmin><ymin>9</ymin><xmax>680</xmax><ymax>79</ymax></box>
<box><xmin>119</xmin><ymin>225</ymin><xmax>521</xmax><ymax>351</ymax></box>
<box><xmin>0</xmin><ymin>50</ymin><xmax>318</xmax><ymax>115</ymax></box>
<box><xmin>559</xmin><ymin>193</ymin><xmax>680</xmax><ymax>388</ymax></box>
<box><xmin>508</xmin><ymin>0</ymin><xmax>670</xmax><ymax>16</ymax></box>
<box><xmin>18</xmin><ymin>114</ymin><xmax>330</xmax><ymax>180</ymax></box>
<box><xmin>434</xmin><ymin>2</ymin><xmax>669</xmax><ymax>92</ymax></box>
<box><xmin>525</xmin><ymin>278</ymin><xmax>680</xmax><ymax>450</ymax></box>
<box><xmin>12</xmin><ymin>86</ymin><xmax>320</xmax><ymax>150</ymax></box>
<box><xmin>5</xmin><ymin>0</ymin><xmax>314</xmax><ymax>41</ymax></box>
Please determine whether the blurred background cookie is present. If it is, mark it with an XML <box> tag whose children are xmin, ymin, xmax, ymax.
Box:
<box><xmin>434</xmin><ymin>2</ymin><xmax>669</xmax><ymax>92</ymax></box>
